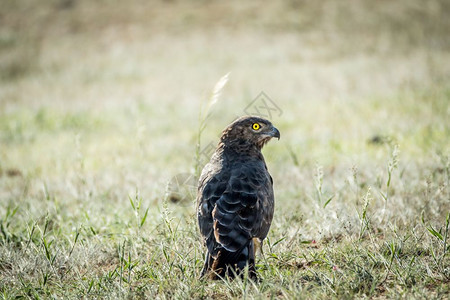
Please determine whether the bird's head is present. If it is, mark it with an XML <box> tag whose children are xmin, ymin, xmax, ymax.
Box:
<box><xmin>220</xmin><ymin>116</ymin><xmax>280</xmax><ymax>150</ymax></box>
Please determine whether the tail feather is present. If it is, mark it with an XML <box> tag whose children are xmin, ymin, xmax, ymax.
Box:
<box><xmin>201</xmin><ymin>239</ymin><xmax>257</xmax><ymax>280</ymax></box>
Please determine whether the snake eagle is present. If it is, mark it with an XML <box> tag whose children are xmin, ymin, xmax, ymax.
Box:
<box><xmin>197</xmin><ymin>116</ymin><xmax>280</xmax><ymax>280</ymax></box>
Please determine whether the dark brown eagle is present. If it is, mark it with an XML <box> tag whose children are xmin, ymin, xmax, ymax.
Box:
<box><xmin>197</xmin><ymin>116</ymin><xmax>280</xmax><ymax>280</ymax></box>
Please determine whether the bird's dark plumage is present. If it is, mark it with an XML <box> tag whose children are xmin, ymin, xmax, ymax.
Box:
<box><xmin>197</xmin><ymin>116</ymin><xmax>280</xmax><ymax>280</ymax></box>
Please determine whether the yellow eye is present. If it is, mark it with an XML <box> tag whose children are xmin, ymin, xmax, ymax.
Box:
<box><xmin>252</xmin><ymin>123</ymin><xmax>260</xmax><ymax>130</ymax></box>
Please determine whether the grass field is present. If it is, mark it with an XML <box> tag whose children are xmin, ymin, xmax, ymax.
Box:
<box><xmin>1</xmin><ymin>0</ymin><xmax>449</xmax><ymax>298</ymax></box>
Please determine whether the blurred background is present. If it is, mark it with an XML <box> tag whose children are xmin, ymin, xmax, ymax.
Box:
<box><xmin>1</xmin><ymin>0</ymin><xmax>449</xmax><ymax>231</ymax></box>
<box><xmin>1</xmin><ymin>2</ymin><xmax>449</xmax><ymax>297</ymax></box>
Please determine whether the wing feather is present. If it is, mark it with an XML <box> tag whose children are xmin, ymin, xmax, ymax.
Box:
<box><xmin>207</xmin><ymin>162</ymin><xmax>274</xmax><ymax>253</ymax></box>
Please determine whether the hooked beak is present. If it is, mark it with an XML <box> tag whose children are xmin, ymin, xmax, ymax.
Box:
<box><xmin>270</xmin><ymin>126</ymin><xmax>280</xmax><ymax>140</ymax></box>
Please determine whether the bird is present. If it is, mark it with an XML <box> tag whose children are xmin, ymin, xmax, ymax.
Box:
<box><xmin>196</xmin><ymin>115</ymin><xmax>280</xmax><ymax>280</ymax></box>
